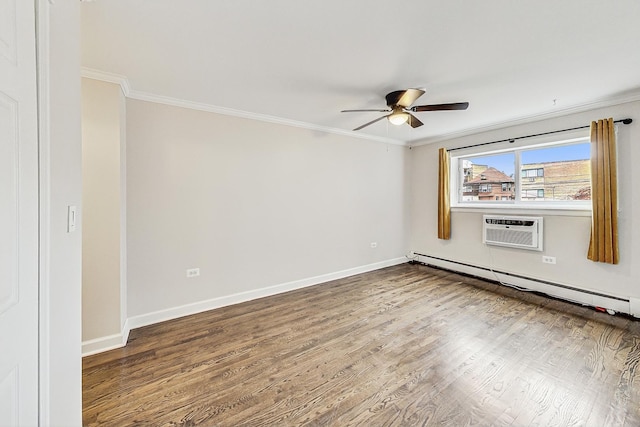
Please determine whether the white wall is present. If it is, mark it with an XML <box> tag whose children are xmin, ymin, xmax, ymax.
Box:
<box><xmin>81</xmin><ymin>78</ymin><xmax>125</xmax><ymax>347</ymax></box>
<box><xmin>126</xmin><ymin>99</ymin><xmax>410</xmax><ymax>322</ymax></box>
<box><xmin>409</xmin><ymin>101</ymin><xmax>640</xmax><ymax>304</ymax></box>
<box><xmin>42</xmin><ymin>0</ymin><xmax>83</xmax><ymax>425</ymax></box>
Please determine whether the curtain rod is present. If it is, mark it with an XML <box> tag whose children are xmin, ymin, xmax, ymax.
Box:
<box><xmin>447</xmin><ymin>118</ymin><xmax>633</xmax><ymax>152</ymax></box>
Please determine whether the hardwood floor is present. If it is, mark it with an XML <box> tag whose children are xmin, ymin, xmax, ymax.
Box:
<box><xmin>83</xmin><ymin>263</ymin><xmax>640</xmax><ymax>426</ymax></box>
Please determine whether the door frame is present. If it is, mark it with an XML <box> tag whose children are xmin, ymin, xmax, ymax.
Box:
<box><xmin>36</xmin><ymin>0</ymin><xmax>52</xmax><ymax>422</ymax></box>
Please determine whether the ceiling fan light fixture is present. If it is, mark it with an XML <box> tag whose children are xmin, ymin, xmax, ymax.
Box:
<box><xmin>341</xmin><ymin>89</ymin><xmax>469</xmax><ymax>131</ymax></box>
<box><xmin>388</xmin><ymin>111</ymin><xmax>409</xmax><ymax>125</ymax></box>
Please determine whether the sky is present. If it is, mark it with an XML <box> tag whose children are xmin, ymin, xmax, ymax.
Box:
<box><xmin>467</xmin><ymin>143</ymin><xmax>591</xmax><ymax>177</ymax></box>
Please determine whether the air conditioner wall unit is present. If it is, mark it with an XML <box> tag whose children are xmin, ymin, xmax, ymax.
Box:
<box><xmin>482</xmin><ymin>215</ymin><xmax>543</xmax><ymax>251</ymax></box>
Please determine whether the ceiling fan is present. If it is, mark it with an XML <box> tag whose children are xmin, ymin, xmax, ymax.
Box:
<box><xmin>341</xmin><ymin>89</ymin><xmax>469</xmax><ymax>131</ymax></box>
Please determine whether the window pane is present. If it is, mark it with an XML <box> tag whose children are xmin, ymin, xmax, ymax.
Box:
<box><xmin>460</xmin><ymin>153</ymin><xmax>515</xmax><ymax>202</ymax></box>
<box><xmin>520</xmin><ymin>143</ymin><xmax>591</xmax><ymax>201</ymax></box>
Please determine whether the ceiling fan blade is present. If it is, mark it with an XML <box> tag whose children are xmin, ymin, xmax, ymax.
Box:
<box><xmin>396</xmin><ymin>89</ymin><xmax>425</xmax><ymax>108</ymax></box>
<box><xmin>411</xmin><ymin>102</ymin><xmax>469</xmax><ymax>112</ymax></box>
<box><xmin>407</xmin><ymin>113</ymin><xmax>424</xmax><ymax>128</ymax></box>
<box><xmin>353</xmin><ymin>115</ymin><xmax>390</xmax><ymax>131</ymax></box>
<box><xmin>341</xmin><ymin>109</ymin><xmax>391</xmax><ymax>113</ymax></box>
<box><xmin>385</xmin><ymin>90</ymin><xmax>405</xmax><ymax>107</ymax></box>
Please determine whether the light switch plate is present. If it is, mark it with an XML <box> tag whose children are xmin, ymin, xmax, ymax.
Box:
<box><xmin>67</xmin><ymin>205</ymin><xmax>77</xmax><ymax>232</ymax></box>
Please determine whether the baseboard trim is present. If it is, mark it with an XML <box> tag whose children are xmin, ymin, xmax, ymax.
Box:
<box><xmin>414</xmin><ymin>252</ymin><xmax>632</xmax><ymax>316</ymax></box>
<box><xmin>83</xmin><ymin>257</ymin><xmax>407</xmax><ymax>356</ymax></box>
<box><xmin>128</xmin><ymin>257</ymin><xmax>407</xmax><ymax>331</ymax></box>
<box><xmin>82</xmin><ymin>317</ymin><xmax>132</xmax><ymax>357</ymax></box>
<box><xmin>121</xmin><ymin>318</ymin><xmax>131</xmax><ymax>346</ymax></box>
<box><xmin>630</xmin><ymin>298</ymin><xmax>640</xmax><ymax>317</ymax></box>
<box><xmin>82</xmin><ymin>332</ymin><xmax>127</xmax><ymax>357</ymax></box>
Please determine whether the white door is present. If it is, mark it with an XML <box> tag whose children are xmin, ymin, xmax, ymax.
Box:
<box><xmin>0</xmin><ymin>0</ymin><xmax>40</xmax><ymax>425</ymax></box>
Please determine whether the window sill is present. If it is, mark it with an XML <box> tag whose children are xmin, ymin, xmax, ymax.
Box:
<box><xmin>451</xmin><ymin>204</ymin><xmax>592</xmax><ymax>217</ymax></box>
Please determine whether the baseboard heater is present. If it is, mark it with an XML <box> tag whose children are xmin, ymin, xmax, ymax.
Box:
<box><xmin>411</xmin><ymin>252</ymin><xmax>632</xmax><ymax>315</ymax></box>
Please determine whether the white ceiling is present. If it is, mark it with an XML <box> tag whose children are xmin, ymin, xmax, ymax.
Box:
<box><xmin>81</xmin><ymin>0</ymin><xmax>640</xmax><ymax>145</ymax></box>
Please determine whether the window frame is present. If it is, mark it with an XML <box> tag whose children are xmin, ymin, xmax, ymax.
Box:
<box><xmin>450</xmin><ymin>136</ymin><xmax>592</xmax><ymax>211</ymax></box>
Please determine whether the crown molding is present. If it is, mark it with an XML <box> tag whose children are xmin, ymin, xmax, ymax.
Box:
<box><xmin>81</xmin><ymin>67</ymin><xmax>131</xmax><ymax>96</ymax></box>
<box><xmin>80</xmin><ymin>67</ymin><xmax>639</xmax><ymax>148</ymax></box>
<box><xmin>127</xmin><ymin>90</ymin><xmax>405</xmax><ymax>146</ymax></box>
<box><xmin>409</xmin><ymin>91</ymin><xmax>640</xmax><ymax>147</ymax></box>
<box><xmin>79</xmin><ymin>68</ymin><xmax>405</xmax><ymax>146</ymax></box>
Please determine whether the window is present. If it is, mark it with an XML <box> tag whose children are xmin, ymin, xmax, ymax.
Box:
<box><xmin>522</xmin><ymin>168</ymin><xmax>544</xmax><ymax>178</ymax></box>
<box><xmin>453</xmin><ymin>138</ymin><xmax>591</xmax><ymax>208</ymax></box>
<box><xmin>522</xmin><ymin>189</ymin><xmax>544</xmax><ymax>199</ymax></box>
<box><xmin>459</xmin><ymin>154</ymin><xmax>514</xmax><ymax>203</ymax></box>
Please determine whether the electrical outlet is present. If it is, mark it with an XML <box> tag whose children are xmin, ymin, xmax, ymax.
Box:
<box><xmin>542</xmin><ymin>256</ymin><xmax>556</xmax><ymax>264</ymax></box>
<box><xmin>186</xmin><ymin>268</ymin><xmax>200</xmax><ymax>278</ymax></box>
<box><xmin>370</xmin><ymin>242</ymin><xmax>377</xmax><ymax>248</ymax></box>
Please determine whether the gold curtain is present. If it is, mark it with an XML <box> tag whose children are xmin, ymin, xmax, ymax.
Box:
<box><xmin>438</xmin><ymin>147</ymin><xmax>451</xmax><ymax>240</ymax></box>
<box><xmin>587</xmin><ymin>118</ymin><xmax>619</xmax><ymax>264</ymax></box>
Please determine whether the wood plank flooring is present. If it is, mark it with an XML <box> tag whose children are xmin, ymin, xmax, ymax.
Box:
<box><xmin>83</xmin><ymin>263</ymin><xmax>640</xmax><ymax>426</ymax></box>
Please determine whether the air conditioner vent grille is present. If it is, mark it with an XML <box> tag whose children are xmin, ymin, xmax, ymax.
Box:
<box><xmin>482</xmin><ymin>215</ymin><xmax>543</xmax><ymax>251</ymax></box>
<box><xmin>485</xmin><ymin>229</ymin><xmax>533</xmax><ymax>247</ymax></box>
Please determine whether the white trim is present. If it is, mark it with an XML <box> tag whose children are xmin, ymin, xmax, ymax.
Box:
<box><xmin>36</xmin><ymin>0</ymin><xmax>51</xmax><ymax>423</ymax></box>
<box><xmin>81</xmin><ymin>67</ymin><xmax>130</xmax><ymax>96</ymax></box>
<box><xmin>81</xmin><ymin>319</ymin><xmax>131</xmax><ymax>357</ymax></box>
<box><xmin>415</xmin><ymin>254</ymin><xmax>631</xmax><ymax>315</ymax></box>
<box><xmin>79</xmin><ymin>67</ymin><xmax>404</xmax><ymax>146</ymax></box>
<box><xmin>409</xmin><ymin>91</ymin><xmax>640</xmax><ymax>147</ymax></box>
<box><xmin>82</xmin><ymin>257</ymin><xmax>406</xmax><ymax>355</ymax></box>
<box><xmin>127</xmin><ymin>90</ymin><xmax>405</xmax><ymax>146</ymax></box>
<box><xmin>81</xmin><ymin>318</ymin><xmax>132</xmax><ymax>357</ymax></box>
<box><xmin>451</xmin><ymin>206</ymin><xmax>591</xmax><ymax>217</ymax></box>
<box><xmin>630</xmin><ymin>298</ymin><xmax>640</xmax><ymax>317</ymax></box>
<box><xmin>79</xmin><ymin>68</ymin><xmax>640</xmax><ymax>148</ymax></box>
<box><xmin>122</xmin><ymin>257</ymin><xmax>406</xmax><ymax>338</ymax></box>
<box><xmin>118</xmin><ymin>86</ymin><xmax>128</xmax><ymax>347</ymax></box>
<box><xmin>81</xmin><ymin>332</ymin><xmax>128</xmax><ymax>357</ymax></box>
<box><xmin>453</xmin><ymin>203</ymin><xmax>591</xmax><ymax>212</ymax></box>
<box><xmin>80</xmin><ymin>319</ymin><xmax>131</xmax><ymax>358</ymax></box>
<box><xmin>122</xmin><ymin>317</ymin><xmax>130</xmax><ymax>344</ymax></box>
